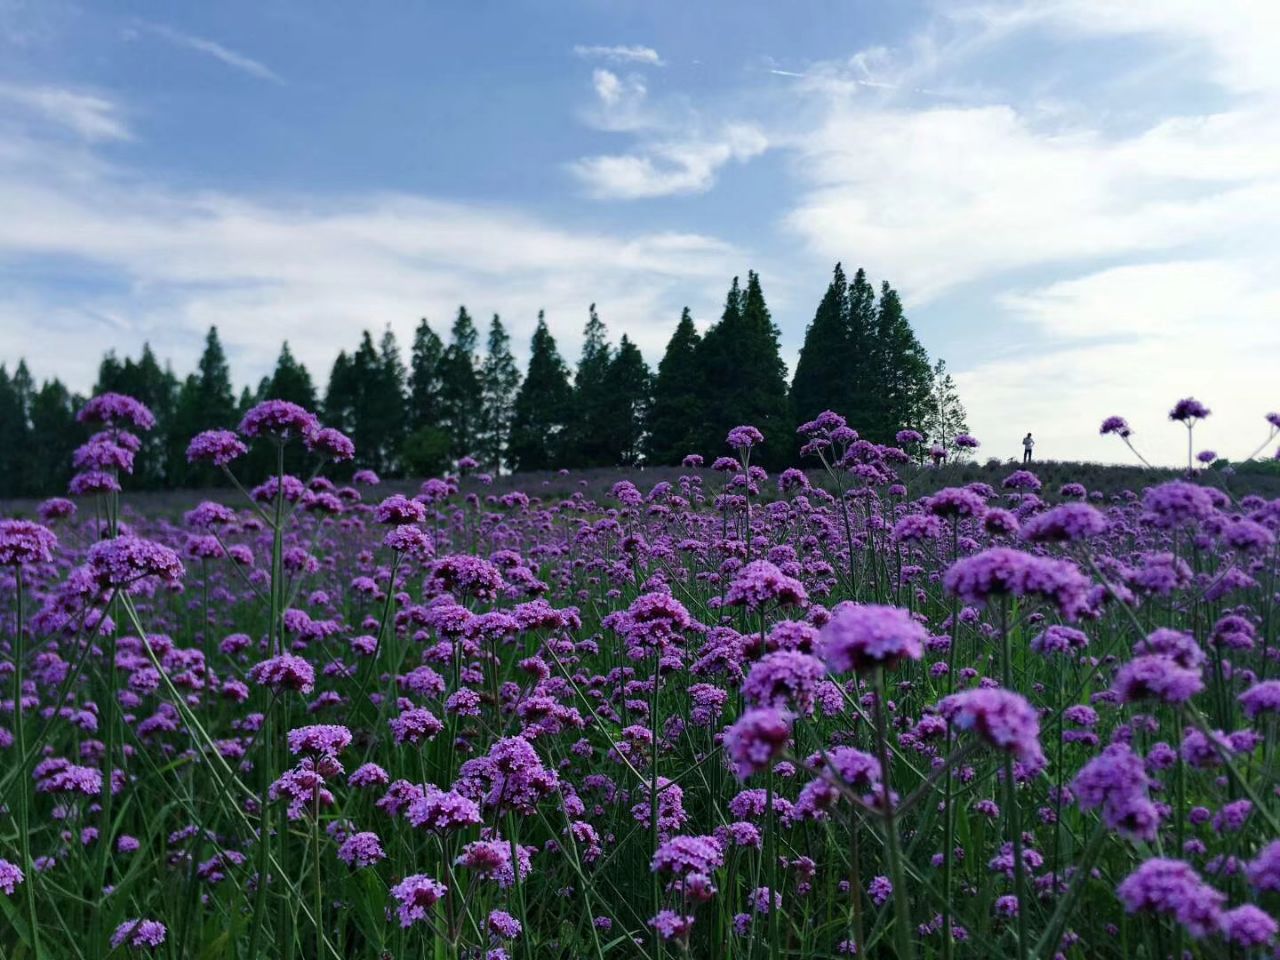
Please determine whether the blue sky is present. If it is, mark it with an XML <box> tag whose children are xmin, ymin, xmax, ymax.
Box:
<box><xmin>1</xmin><ymin>0</ymin><xmax>1278</xmax><ymax>465</ymax></box>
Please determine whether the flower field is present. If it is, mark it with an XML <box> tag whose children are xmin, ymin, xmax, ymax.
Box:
<box><xmin>2</xmin><ymin>394</ymin><xmax>1280</xmax><ymax>959</ymax></box>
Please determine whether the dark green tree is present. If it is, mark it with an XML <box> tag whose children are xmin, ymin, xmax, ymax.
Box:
<box><xmin>0</xmin><ymin>364</ymin><xmax>33</xmax><ymax>497</ymax></box>
<box><xmin>694</xmin><ymin>272</ymin><xmax>791</xmax><ymax>466</ymax></box>
<box><xmin>509</xmin><ymin>311</ymin><xmax>572</xmax><ymax>472</ymax></box>
<box><xmin>645</xmin><ymin>308</ymin><xmax>703</xmax><ymax>465</ymax></box>
<box><xmin>604</xmin><ymin>334</ymin><xmax>652</xmax><ymax>466</ymax></box>
<box><xmin>409</xmin><ymin>318</ymin><xmax>445</xmax><ymax>431</ymax></box>
<box><xmin>27</xmin><ymin>378</ymin><xmax>79</xmax><ymax>496</ymax></box>
<box><xmin>790</xmin><ymin>263</ymin><xmax>851</xmax><ymax>428</ymax></box>
<box><xmin>438</xmin><ymin>308</ymin><xmax>482</xmax><ymax>460</ymax></box>
<box><xmin>266</xmin><ymin>342</ymin><xmax>317</xmax><ymax>409</ymax></box>
<box><xmin>167</xmin><ymin>327</ymin><xmax>238</xmax><ymax>486</ymax></box>
<box><xmin>844</xmin><ymin>268</ymin><xmax>879</xmax><ymax>434</ymax></box>
<box><xmin>566</xmin><ymin>304</ymin><xmax>614</xmax><ymax>467</ymax></box>
<box><xmin>477</xmin><ymin>314</ymin><xmax>522</xmax><ymax>473</ymax></box>
<box><xmin>868</xmin><ymin>281</ymin><xmax>932</xmax><ymax>442</ymax></box>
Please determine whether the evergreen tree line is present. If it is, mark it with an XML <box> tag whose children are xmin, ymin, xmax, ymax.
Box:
<box><xmin>0</xmin><ymin>264</ymin><xmax>966</xmax><ymax>496</ymax></box>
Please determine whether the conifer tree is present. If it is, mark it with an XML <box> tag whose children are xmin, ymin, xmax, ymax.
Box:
<box><xmin>921</xmin><ymin>358</ymin><xmax>971</xmax><ymax>458</ymax></box>
<box><xmin>324</xmin><ymin>350</ymin><xmax>358</xmax><ymax>435</ymax></box>
<box><xmin>566</xmin><ymin>304</ymin><xmax>614</xmax><ymax>467</ymax></box>
<box><xmin>869</xmin><ymin>281</ymin><xmax>933</xmax><ymax>442</ymax></box>
<box><xmin>645</xmin><ymin>308</ymin><xmax>703</xmax><ymax>465</ymax></box>
<box><xmin>27</xmin><ymin>378</ymin><xmax>78</xmax><ymax>496</ymax></box>
<box><xmin>694</xmin><ymin>272</ymin><xmax>791</xmax><ymax>465</ymax></box>
<box><xmin>0</xmin><ymin>364</ymin><xmax>32</xmax><ymax>497</ymax></box>
<box><xmin>168</xmin><ymin>327</ymin><xmax>238</xmax><ymax>486</ymax></box>
<box><xmin>509</xmin><ymin>312</ymin><xmax>572</xmax><ymax>472</ymax></box>
<box><xmin>844</xmin><ymin>268</ymin><xmax>879</xmax><ymax>435</ymax></box>
<box><xmin>438</xmin><ymin>307</ymin><xmax>482</xmax><ymax>459</ymax></box>
<box><xmin>409</xmin><ymin>318</ymin><xmax>445</xmax><ymax>431</ymax></box>
<box><xmin>790</xmin><ymin>263</ymin><xmax>851</xmax><ymax>427</ymax></box>
<box><xmin>605</xmin><ymin>334</ymin><xmax>652</xmax><ymax>466</ymax></box>
<box><xmin>267</xmin><ymin>342</ymin><xmax>317</xmax><ymax>409</ymax></box>
<box><xmin>477</xmin><ymin>314</ymin><xmax>522</xmax><ymax>472</ymax></box>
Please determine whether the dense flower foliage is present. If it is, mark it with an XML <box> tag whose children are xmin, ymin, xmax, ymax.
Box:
<box><xmin>1</xmin><ymin>392</ymin><xmax>1278</xmax><ymax>959</ymax></box>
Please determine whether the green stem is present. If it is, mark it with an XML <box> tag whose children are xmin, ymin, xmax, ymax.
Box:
<box><xmin>872</xmin><ymin>668</ymin><xmax>913</xmax><ymax>960</ymax></box>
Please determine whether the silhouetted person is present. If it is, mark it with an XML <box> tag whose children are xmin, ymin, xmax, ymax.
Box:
<box><xmin>1022</xmin><ymin>432</ymin><xmax>1035</xmax><ymax>464</ymax></box>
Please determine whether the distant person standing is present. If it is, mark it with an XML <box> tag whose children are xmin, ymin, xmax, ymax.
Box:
<box><xmin>1022</xmin><ymin>432</ymin><xmax>1035</xmax><ymax>464</ymax></box>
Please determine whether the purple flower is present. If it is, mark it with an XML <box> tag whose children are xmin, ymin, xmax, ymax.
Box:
<box><xmin>79</xmin><ymin>392</ymin><xmax>156</xmax><ymax>431</ymax></box>
<box><xmin>1030</xmin><ymin>625</ymin><xmax>1089</xmax><ymax>656</ymax></box>
<box><xmin>406</xmin><ymin>785</ymin><xmax>483</xmax><ymax>832</ymax></box>
<box><xmin>185</xmin><ymin>429</ymin><xmax>248</xmax><ymax>466</ymax></box>
<box><xmin>239</xmin><ymin>400</ymin><xmax>319</xmax><ymax>439</ymax></box>
<box><xmin>88</xmin><ymin>537</ymin><xmax>185</xmax><ymax>588</ymax></box>
<box><xmin>1100</xmin><ymin>416</ymin><xmax>1131</xmax><ymax>437</ymax></box>
<box><xmin>925</xmin><ymin>487</ymin><xmax>987</xmax><ymax>519</ymax></box>
<box><xmin>943</xmin><ymin>547</ymin><xmax>1090</xmax><ymax>620</ymax></box>
<box><xmin>489</xmin><ymin>909</ymin><xmax>523</xmax><ymax>939</ymax></box>
<box><xmin>337</xmin><ymin>831</ymin><xmax>386</xmax><ymax>868</ymax></box>
<box><xmin>650</xmin><ymin>910</ymin><xmax>695</xmax><ymax>942</ymax></box>
<box><xmin>1239</xmin><ymin>680</ymin><xmax>1280</xmax><ymax>719</ymax></box>
<box><xmin>455</xmin><ymin>839</ymin><xmax>532</xmax><ymax>887</ymax></box>
<box><xmin>248</xmin><ymin>654</ymin><xmax>316</xmax><ymax>694</ymax></box>
<box><xmin>37</xmin><ymin>497</ymin><xmax>76</xmax><ymax>521</ymax></box>
<box><xmin>287</xmin><ymin>724</ymin><xmax>352</xmax><ymax>757</ymax></box>
<box><xmin>723</xmin><ymin>708</ymin><xmax>793</xmax><ymax>780</ymax></box>
<box><xmin>1071</xmin><ymin>744</ymin><xmax>1160</xmax><ymax>842</ymax></box>
<box><xmin>651</xmin><ymin>835</ymin><xmax>725</xmax><ymax>877</ymax></box>
<box><xmin>1142</xmin><ymin>481</ymin><xmax>1216</xmax><ymax>529</ymax></box>
<box><xmin>0</xmin><ymin>859</ymin><xmax>24</xmax><ymax>895</ymax></box>
<box><xmin>726</xmin><ymin>425</ymin><xmax>764</xmax><ymax>450</ymax></box>
<box><xmin>1002</xmin><ymin>470</ymin><xmax>1042</xmax><ymax>492</ymax></box>
<box><xmin>742</xmin><ymin>651</ymin><xmax>826</xmax><ymax>714</ymax></box>
<box><xmin>389</xmin><ymin>707</ymin><xmax>444</xmax><ymax>745</ymax></box>
<box><xmin>1116</xmin><ymin>858</ymin><xmax>1224</xmax><ymax>939</ymax></box>
<box><xmin>937</xmin><ymin>688</ymin><xmax>1044</xmax><ymax>766</ymax></box>
<box><xmin>390</xmin><ymin>874</ymin><xmax>448</xmax><ymax>927</ymax></box>
<box><xmin>1168</xmin><ymin>397</ymin><xmax>1210</xmax><ymax>423</ymax></box>
<box><xmin>1247</xmin><ymin>841</ymin><xmax>1280</xmax><ymax>892</ymax></box>
<box><xmin>724</xmin><ymin>560</ymin><xmax>807</xmax><ymax>610</ymax></box>
<box><xmin>1112</xmin><ymin>655</ymin><xmax>1203</xmax><ymax>705</ymax></box>
<box><xmin>374</xmin><ymin>494</ymin><xmax>427</xmax><ymax>525</ymax></box>
<box><xmin>1218</xmin><ymin>905</ymin><xmax>1277</xmax><ymax>948</ymax></box>
<box><xmin>817</xmin><ymin>603</ymin><xmax>927</xmax><ymax>674</ymax></box>
<box><xmin>110</xmin><ymin>919</ymin><xmax>167</xmax><ymax>950</ymax></box>
<box><xmin>305</xmin><ymin>426</ymin><xmax>355</xmax><ymax>461</ymax></box>
<box><xmin>1021</xmin><ymin>503</ymin><xmax>1107</xmax><ymax>543</ymax></box>
<box><xmin>0</xmin><ymin>519</ymin><xmax>57</xmax><ymax>566</ymax></box>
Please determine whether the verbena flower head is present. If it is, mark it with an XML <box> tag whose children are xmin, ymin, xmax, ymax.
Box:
<box><xmin>724</xmin><ymin>708</ymin><xmax>793</xmax><ymax>780</ymax></box>
<box><xmin>1168</xmin><ymin>397</ymin><xmax>1210</xmax><ymax>423</ymax></box>
<box><xmin>1112</xmin><ymin>655</ymin><xmax>1203</xmax><ymax>705</ymax></box>
<box><xmin>817</xmin><ymin>603</ymin><xmax>927</xmax><ymax>673</ymax></box>
<box><xmin>0</xmin><ymin>519</ymin><xmax>58</xmax><ymax>566</ymax></box>
<box><xmin>248</xmin><ymin>654</ymin><xmax>316</xmax><ymax>694</ymax></box>
<box><xmin>186</xmin><ymin>428</ymin><xmax>251</xmax><ymax>466</ymax></box>
<box><xmin>239</xmin><ymin>400</ymin><xmax>319</xmax><ymax>439</ymax></box>
<box><xmin>1142</xmin><ymin>481</ymin><xmax>1215</xmax><ymax>529</ymax></box>
<box><xmin>1071</xmin><ymin>743</ymin><xmax>1161</xmax><ymax>842</ymax></box>
<box><xmin>724</xmin><ymin>560</ymin><xmax>807</xmax><ymax>611</ymax></box>
<box><xmin>110</xmin><ymin>919</ymin><xmax>167</xmax><ymax>949</ymax></box>
<box><xmin>1239</xmin><ymin>680</ymin><xmax>1280</xmax><ymax>719</ymax></box>
<box><xmin>1100</xmin><ymin>416</ymin><xmax>1131</xmax><ymax>437</ymax></box>
<box><xmin>1116</xmin><ymin>858</ymin><xmax>1224</xmax><ymax>939</ymax></box>
<box><xmin>943</xmin><ymin>547</ymin><xmax>1090</xmax><ymax>620</ymax></box>
<box><xmin>937</xmin><ymin>688</ymin><xmax>1044</xmax><ymax>766</ymax></box>
<box><xmin>305</xmin><ymin>426</ymin><xmax>355</xmax><ymax>462</ymax></box>
<box><xmin>88</xmin><ymin>537</ymin><xmax>185</xmax><ymax>588</ymax></box>
<box><xmin>390</xmin><ymin>874</ymin><xmax>448</xmax><ymax>927</ymax></box>
<box><xmin>726</xmin><ymin>425</ymin><xmax>764</xmax><ymax>450</ymax></box>
<box><xmin>742</xmin><ymin>650</ymin><xmax>826</xmax><ymax>714</ymax></box>
<box><xmin>287</xmin><ymin>724</ymin><xmax>352</xmax><ymax>757</ymax></box>
<box><xmin>79</xmin><ymin>392</ymin><xmax>156</xmax><ymax>431</ymax></box>
<box><xmin>1021</xmin><ymin>503</ymin><xmax>1107</xmax><ymax>543</ymax></box>
<box><xmin>406</xmin><ymin>785</ymin><xmax>483</xmax><ymax>832</ymax></box>
<box><xmin>0</xmin><ymin>859</ymin><xmax>24</xmax><ymax>895</ymax></box>
<box><xmin>337</xmin><ymin>831</ymin><xmax>385</xmax><ymax>868</ymax></box>
<box><xmin>652</xmin><ymin>835</ymin><xmax>725</xmax><ymax>877</ymax></box>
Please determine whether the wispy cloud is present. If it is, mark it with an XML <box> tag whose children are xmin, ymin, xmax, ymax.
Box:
<box><xmin>135</xmin><ymin>22</ymin><xmax>282</xmax><ymax>83</ymax></box>
<box><xmin>0</xmin><ymin>123</ymin><xmax>739</xmax><ymax>391</ymax></box>
<box><xmin>571</xmin><ymin>124</ymin><xmax>768</xmax><ymax>199</ymax></box>
<box><xmin>573</xmin><ymin>44</ymin><xmax>663</xmax><ymax>66</ymax></box>
<box><xmin>0</xmin><ymin>82</ymin><xmax>130</xmax><ymax>140</ymax></box>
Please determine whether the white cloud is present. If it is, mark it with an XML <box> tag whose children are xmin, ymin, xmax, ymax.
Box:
<box><xmin>959</xmin><ymin>259</ymin><xmax>1280</xmax><ymax>467</ymax></box>
<box><xmin>0</xmin><ymin>122</ymin><xmax>739</xmax><ymax>392</ymax></box>
<box><xmin>572</xmin><ymin>123</ymin><xmax>768</xmax><ymax>199</ymax></box>
<box><xmin>573</xmin><ymin>44</ymin><xmax>663</xmax><ymax>67</ymax></box>
<box><xmin>136</xmin><ymin>22</ymin><xmax>282</xmax><ymax>83</ymax></box>
<box><xmin>0</xmin><ymin>82</ymin><xmax>130</xmax><ymax>141</ymax></box>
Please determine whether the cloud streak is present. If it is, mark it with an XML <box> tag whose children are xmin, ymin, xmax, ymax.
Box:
<box><xmin>573</xmin><ymin>44</ymin><xmax>663</xmax><ymax>66</ymax></box>
<box><xmin>136</xmin><ymin>22</ymin><xmax>283</xmax><ymax>83</ymax></box>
